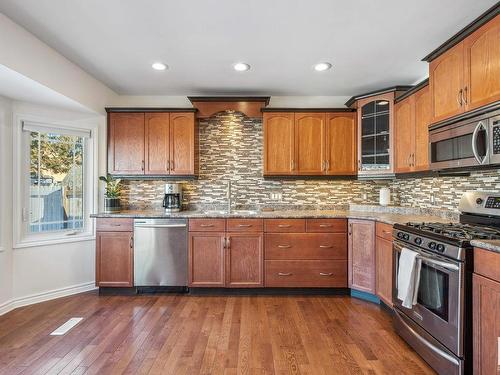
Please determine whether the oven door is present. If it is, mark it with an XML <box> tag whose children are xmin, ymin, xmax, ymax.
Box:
<box><xmin>393</xmin><ymin>240</ymin><xmax>464</xmax><ymax>356</ymax></box>
<box><xmin>429</xmin><ymin>119</ymin><xmax>489</xmax><ymax>170</ymax></box>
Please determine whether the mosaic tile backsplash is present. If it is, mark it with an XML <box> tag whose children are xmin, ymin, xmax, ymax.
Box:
<box><xmin>120</xmin><ymin>111</ymin><xmax>500</xmax><ymax>213</ymax></box>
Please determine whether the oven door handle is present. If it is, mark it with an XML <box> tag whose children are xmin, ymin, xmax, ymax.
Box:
<box><xmin>472</xmin><ymin>121</ymin><xmax>488</xmax><ymax>165</ymax></box>
<box><xmin>395</xmin><ymin>310</ymin><xmax>460</xmax><ymax>366</ymax></box>
<box><xmin>393</xmin><ymin>242</ymin><xmax>459</xmax><ymax>271</ymax></box>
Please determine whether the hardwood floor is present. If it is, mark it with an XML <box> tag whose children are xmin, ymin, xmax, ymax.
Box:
<box><xmin>0</xmin><ymin>292</ymin><xmax>435</xmax><ymax>374</ymax></box>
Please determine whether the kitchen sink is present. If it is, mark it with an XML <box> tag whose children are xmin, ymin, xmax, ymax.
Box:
<box><xmin>202</xmin><ymin>210</ymin><xmax>259</xmax><ymax>216</ymax></box>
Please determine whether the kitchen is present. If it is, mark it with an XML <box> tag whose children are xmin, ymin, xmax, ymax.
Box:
<box><xmin>0</xmin><ymin>1</ymin><xmax>499</xmax><ymax>374</ymax></box>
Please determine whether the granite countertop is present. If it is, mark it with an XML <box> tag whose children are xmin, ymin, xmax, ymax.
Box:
<box><xmin>91</xmin><ymin>209</ymin><xmax>456</xmax><ymax>226</ymax></box>
<box><xmin>471</xmin><ymin>240</ymin><xmax>500</xmax><ymax>253</ymax></box>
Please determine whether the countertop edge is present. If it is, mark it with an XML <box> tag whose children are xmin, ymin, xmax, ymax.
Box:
<box><xmin>471</xmin><ymin>240</ymin><xmax>500</xmax><ymax>254</ymax></box>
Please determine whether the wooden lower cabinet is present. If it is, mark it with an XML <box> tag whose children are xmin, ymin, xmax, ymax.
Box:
<box><xmin>473</xmin><ymin>273</ymin><xmax>500</xmax><ymax>375</ymax></box>
<box><xmin>96</xmin><ymin>231</ymin><xmax>133</xmax><ymax>287</ymax></box>
<box><xmin>376</xmin><ymin>236</ymin><xmax>393</xmax><ymax>306</ymax></box>
<box><xmin>188</xmin><ymin>232</ymin><xmax>225</xmax><ymax>287</ymax></box>
<box><xmin>226</xmin><ymin>233</ymin><xmax>263</xmax><ymax>287</ymax></box>
<box><xmin>265</xmin><ymin>260</ymin><xmax>347</xmax><ymax>287</ymax></box>
<box><xmin>348</xmin><ymin>219</ymin><xmax>376</xmax><ymax>293</ymax></box>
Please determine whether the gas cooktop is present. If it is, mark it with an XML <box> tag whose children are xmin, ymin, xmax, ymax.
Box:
<box><xmin>403</xmin><ymin>222</ymin><xmax>500</xmax><ymax>241</ymax></box>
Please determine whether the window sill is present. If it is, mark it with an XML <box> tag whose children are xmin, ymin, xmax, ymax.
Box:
<box><xmin>13</xmin><ymin>234</ymin><xmax>96</xmax><ymax>249</ymax></box>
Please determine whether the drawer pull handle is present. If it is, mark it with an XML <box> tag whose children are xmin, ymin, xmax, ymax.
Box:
<box><xmin>278</xmin><ymin>272</ymin><xmax>292</xmax><ymax>276</ymax></box>
<box><xmin>238</xmin><ymin>224</ymin><xmax>252</xmax><ymax>227</ymax></box>
<box><xmin>382</xmin><ymin>230</ymin><xmax>391</xmax><ymax>235</ymax></box>
<box><xmin>319</xmin><ymin>245</ymin><xmax>333</xmax><ymax>249</ymax></box>
<box><xmin>278</xmin><ymin>224</ymin><xmax>291</xmax><ymax>228</ymax></box>
<box><xmin>319</xmin><ymin>224</ymin><xmax>333</xmax><ymax>227</ymax></box>
<box><xmin>319</xmin><ymin>272</ymin><xmax>333</xmax><ymax>276</ymax></box>
<box><xmin>200</xmin><ymin>224</ymin><xmax>214</xmax><ymax>227</ymax></box>
<box><xmin>110</xmin><ymin>223</ymin><xmax>122</xmax><ymax>226</ymax></box>
<box><xmin>278</xmin><ymin>244</ymin><xmax>291</xmax><ymax>248</ymax></box>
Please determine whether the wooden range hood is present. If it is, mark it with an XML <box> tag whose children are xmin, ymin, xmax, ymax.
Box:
<box><xmin>187</xmin><ymin>96</ymin><xmax>270</xmax><ymax>118</ymax></box>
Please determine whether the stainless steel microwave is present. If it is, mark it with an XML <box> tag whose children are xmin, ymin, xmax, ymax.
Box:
<box><xmin>429</xmin><ymin>111</ymin><xmax>500</xmax><ymax>170</ymax></box>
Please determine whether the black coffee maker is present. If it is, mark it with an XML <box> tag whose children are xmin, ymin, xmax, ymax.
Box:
<box><xmin>162</xmin><ymin>183</ymin><xmax>182</xmax><ymax>213</ymax></box>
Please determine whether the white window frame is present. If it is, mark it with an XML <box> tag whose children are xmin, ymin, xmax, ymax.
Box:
<box><xmin>13</xmin><ymin>113</ymin><xmax>98</xmax><ymax>248</ymax></box>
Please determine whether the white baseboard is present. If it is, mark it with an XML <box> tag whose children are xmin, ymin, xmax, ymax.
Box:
<box><xmin>0</xmin><ymin>281</ymin><xmax>97</xmax><ymax>316</ymax></box>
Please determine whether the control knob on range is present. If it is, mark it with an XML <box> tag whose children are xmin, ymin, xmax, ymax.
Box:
<box><xmin>397</xmin><ymin>232</ymin><xmax>404</xmax><ymax>239</ymax></box>
<box><xmin>437</xmin><ymin>244</ymin><xmax>446</xmax><ymax>252</ymax></box>
<box><xmin>476</xmin><ymin>198</ymin><xmax>484</xmax><ymax>205</ymax></box>
<box><xmin>428</xmin><ymin>242</ymin><xmax>437</xmax><ymax>250</ymax></box>
<box><xmin>414</xmin><ymin>237</ymin><xmax>422</xmax><ymax>245</ymax></box>
<box><xmin>403</xmin><ymin>234</ymin><xmax>410</xmax><ymax>240</ymax></box>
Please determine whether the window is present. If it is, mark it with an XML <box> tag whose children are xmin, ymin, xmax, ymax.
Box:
<box><xmin>15</xmin><ymin>119</ymin><xmax>96</xmax><ymax>247</ymax></box>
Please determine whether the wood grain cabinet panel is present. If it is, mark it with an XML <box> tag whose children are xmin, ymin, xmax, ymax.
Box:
<box><xmin>189</xmin><ymin>219</ymin><xmax>226</xmax><ymax>232</ymax></box>
<box><xmin>413</xmin><ymin>86</ymin><xmax>431</xmax><ymax>171</ymax></box>
<box><xmin>263</xmin><ymin>112</ymin><xmax>295</xmax><ymax>175</ymax></box>
<box><xmin>348</xmin><ymin>219</ymin><xmax>376</xmax><ymax>293</ymax></box>
<box><xmin>169</xmin><ymin>112</ymin><xmax>195</xmax><ymax>175</ymax></box>
<box><xmin>188</xmin><ymin>232</ymin><xmax>225</xmax><ymax>287</ymax></box>
<box><xmin>264</xmin><ymin>219</ymin><xmax>306</xmax><ymax>233</ymax></box>
<box><xmin>145</xmin><ymin>113</ymin><xmax>170</xmax><ymax>174</ymax></box>
<box><xmin>96</xmin><ymin>218</ymin><xmax>133</xmax><ymax>232</ymax></box>
<box><xmin>294</xmin><ymin>113</ymin><xmax>325</xmax><ymax>174</ymax></box>
<box><xmin>306</xmin><ymin>218</ymin><xmax>347</xmax><ymax>233</ymax></box>
<box><xmin>226</xmin><ymin>233</ymin><xmax>263</xmax><ymax>287</ymax></box>
<box><xmin>430</xmin><ymin>42</ymin><xmax>465</xmax><ymax>123</ymax></box>
<box><xmin>325</xmin><ymin>113</ymin><xmax>357</xmax><ymax>175</ymax></box>
<box><xmin>394</xmin><ymin>97</ymin><xmax>414</xmax><ymax>173</ymax></box>
<box><xmin>265</xmin><ymin>260</ymin><xmax>347</xmax><ymax>287</ymax></box>
<box><xmin>226</xmin><ymin>219</ymin><xmax>263</xmax><ymax>232</ymax></box>
<box><xmin>473</xmin><ymin>273</ymin><xmax>500</xmax><ymax>375</ymax></box>
<box><xmin>96</xmin><ymin>231</ymin><xmax>133</xmax><ymax>287</ymax></box>
<box><xmin>375</xmin><ymin>222</ymin><xmax>393</xmax><ymax>242</ymax></box>
<box><xmin>376</xmin><ymin>237</ymin><xmax>393</xmax><ymax>306</ymax></box>
<box><xmin>265</xmin><ymin>233</ymin><xmax>347</xmax><ymax>260</ymax></box>
<box><xmin>464</xmin><ymin>15</ymin><xmax>500</xmax><ymax>111</ymax></box>
<box><xmin>108</xmin><ymin>113</ymin><xmax>145</xmax><ymax>175</ymax></box>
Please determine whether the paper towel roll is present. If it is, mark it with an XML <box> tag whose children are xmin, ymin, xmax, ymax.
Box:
<box><xmin>379</xmin><ymin>187</ymin><xmax>391</xmax><ymax>206</ymax></box>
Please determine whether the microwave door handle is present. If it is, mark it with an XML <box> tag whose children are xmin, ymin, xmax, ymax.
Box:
<box><xmin>472</xmin><ymin>121</ymin><xmax>487</xmax><ymax>164</ymax></box>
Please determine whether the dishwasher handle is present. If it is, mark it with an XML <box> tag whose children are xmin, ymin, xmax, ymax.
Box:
<box><xmin>134</xmin><ymin>224</ymin><xmax>187</xmax><ymax>228</ymax></box>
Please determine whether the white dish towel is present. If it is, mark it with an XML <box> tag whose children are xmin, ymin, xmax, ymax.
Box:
<box><xmin>397</xmin><ymin>248</ymin><xmax>422</xmax><ymax>309</ymax></box>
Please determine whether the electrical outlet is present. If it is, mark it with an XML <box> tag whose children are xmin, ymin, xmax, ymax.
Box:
<box><xmin>270</xmin><ymin>192</ymin><xmax>282</xmax><ymax>201</ymax></box>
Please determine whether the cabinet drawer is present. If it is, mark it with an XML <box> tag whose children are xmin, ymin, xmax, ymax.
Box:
<box><xmin>264</xmin><ymin>219</ymin><xmax>306</xmax><ymax>233</ymax></box>
<box><xmin>189</xmin><ymin>219</ymin><xmax>225</xmax><ymax>232</ymax></box>
<box><xmin>376</xmin><ymin>222</ymin><xmax>393</xmax><ymax>241</ymax></box>
<box><xmin>96</xmin><ymin>218</ymin><xmax>133</xmax><ymax>232</ymax></box>
<box><xmin>265</xmin><ymin>260</ymin><xmax>347</xmax><ymax>287</ymax></box>
<box><xmin>306</xmin><ymin>219</ymin><xmax>347</xmax><ymax>233</ymax></box>
<box><xmin>226</xmin><ymin>219</ymin><xmax>263</xmax><ymax>232</ymax></box>
<box><xmin>475</xmin><ymin>247</ymin><xmax>500</xmax><ymax>282</ymax></box>
<box><xmin>265</xmin><ymin>233</ymin><xmax>347</xmax><ymax>260</ymax></box>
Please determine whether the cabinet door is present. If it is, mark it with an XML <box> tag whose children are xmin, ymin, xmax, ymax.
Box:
<box><xmin>348</xmin><ymin>219</ymin><xmax>376</xmax><ymax>293</ymax></box>
<box><xmin>188</xmin><ymin>232</ymin><xmax>225</xmax><ymax>287</ymax></box>
<box><xmin>263</xmin><ymin>113</ymin><xmax>295</xmax><ymax>175</ymax></box>
<box><xmin>108</xmin><ymin>113</ymin><xmax>145</xmax><ymax>174</ymax></box>
<box><xmin>169</xmin><ymin>112</ymin><xmax>195</xmax><ymax>175</ymax></box>
<box><xmin>325</xmin><ymin>113</ymin><xmax>356</xmax><ymax>175</ymax></box>
<box><xmin>429</xmin><ymin>42</ymin><xmax>465</xmax><ymax>123</ymax></box>
<box><xmin>226</xmin><ymin>233</ymin><xmax>263</xmax><ymax>287</ymax></box>
<box><xmin>464</xmin><ymin>15</ymin><xmax>500</xmax><ymax>111</ymax></box>
<box><xmin>145</xmin><ymin>113</ymin><xmax>170</xmax><ymax>175</ymax></box>
<box><xmin>394</xmin><ymin>97</ymin><xmax>414</xmax><ymax>173</ymax></box>
<box><xmin>473</xmin><ymin>273</ymin><xmax>500</xmax><ymax>375</ymax></box>
<box><xmin>413</xmin><ymin>86</ymin><xmax>431</xmax><ymax>171</ymax></box>
<box><xmin>376</xmin><ymin>236</ymin><xmax>393</xmax><ymax>306</ymax></box>
<box><xmin>96</xmin><ymin>231</ymin><xmax>133</xmax><ymax>287</ymax></box>
<box><xmin>295</xmin><ymin>113</ymin><xmax>325</xmax><ymax>174</ymax></box>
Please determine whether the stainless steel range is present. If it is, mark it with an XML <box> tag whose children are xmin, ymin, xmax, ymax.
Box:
<box><xmin>392</xmin><ymin>191</ymin><xmax>500</xmax><ymax>375</ymax></box>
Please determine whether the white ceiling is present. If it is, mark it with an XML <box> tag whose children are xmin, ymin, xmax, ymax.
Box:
<box><xmin>0</xmin><ymin>0</ymin><xmax>496</xmax><ymax>96</ymax></box>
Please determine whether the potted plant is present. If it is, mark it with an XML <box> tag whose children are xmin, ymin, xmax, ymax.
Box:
<box><xmin>99</xmin><ymin>174</ymin><xmax>122</xmax><ymax>213</ymax></box>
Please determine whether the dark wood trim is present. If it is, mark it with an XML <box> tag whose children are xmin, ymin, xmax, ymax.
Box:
<box><xmin>429</xmin><ymin>101</ymin><xmax>500</xmax><ymax>131</ymax></box>
<box><xmin>422</xmin><ymin>3</ymin><xmax>500</xmax><ymax>62</ymax></box>
<box><xmin>108</xmin><ymin>174</ymin><xmax>199</xmax><ymax>180</ymax></box>
<box><xmin>105</xmin><ymin>107</ymin><xmax>197</xmax><ymax>113</ymax></box>
<box><xmin>187</xmin><ymin>96</ymin><xmax>271</xmax><ymax>105</ymax></box>
<box><xmin>394</xmin><ymin>79</ymin><xmax>429</xmax><ymax>103</ymax></box>
<box><xmin>261</xmin><ymin>107</ymin><xmax>355</xmax><ymax>113</ymax></box>
<box><xmin>263</xmin><ymin>175</ymin><xmax>358</xmax><ymax>180</ymax></box>
<box><xmin>344</xmin><ymin>86</ymin><xmax>413</xmax><ymax>107</ymax></box>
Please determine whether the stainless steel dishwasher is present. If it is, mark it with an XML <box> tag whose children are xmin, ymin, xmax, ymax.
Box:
<box><xmin>133</xmin><ymin>219</ymin><xmax>188</xmax><ymax>288</ymax></box>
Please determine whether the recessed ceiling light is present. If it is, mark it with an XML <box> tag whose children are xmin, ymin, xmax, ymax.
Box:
<box><xmin>233</xmin><ymin>62</ymin><xmax>251</xmax><ymax>72</ymax></box>
<box><xmin>314</xmin><ymin>62</ymin><xmax>332</xmax><ymax>72</ymax></box>
<box><xmin>152</xmin><ymin>62</ymin><xmax>167</xmax><ymax>71</ymax></box>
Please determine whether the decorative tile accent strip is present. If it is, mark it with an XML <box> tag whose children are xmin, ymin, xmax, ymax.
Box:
<box><xmin>120</xmin><ymin>111</ymin><xmax>500</xmax><ymax>214</ymax></box>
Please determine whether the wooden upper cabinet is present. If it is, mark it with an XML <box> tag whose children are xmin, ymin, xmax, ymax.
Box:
<box><xmin>464</xmin><ymin>15</ymin><xmax>500</xmax><ymax>111</ymax></box>
<box><xmin>263</xmin><ymin>112</ymin><xmax>295</xmax><ymax>175</ymax></box>
<box><xmin>430</xmin><ymin>42</ymin><xmax>465</xmax><ymax>123</ymax></box>
<box><xmin>413</xmin><ymin>85</ymin><xmax>431</xmax><ymax>171</ymax></box>
<box><xmin>394</xmin><ymin>97</ymin><xmax>414</xmax><ymax>174</ymax></box>
<box><xmin>348</xmin><ymin>219</ymin><xmax>376</xmax><ymax>294</ymax></box>
<box><xmin>170</xmin><ymin>112</ymin><xmax>195</xmax><ymax>175</ymax></box>
<box><xmin>108</xmin><ymin>113</ymin><xmax>145</xmax><ymax>175</ymax></box>
<box><xmin>325</xmin><ymin>113</ymin><xmax>356</xmax><ymax>175</ymax></box>
<box><xmin>294</xmin><ymin>113</ymin><xmax>325</xmax><ymax>174</ymax></box>
<box><xmin>145</xmin><ymin>113</ymin><xmax>169</xmax><ymax>175</ymax></box>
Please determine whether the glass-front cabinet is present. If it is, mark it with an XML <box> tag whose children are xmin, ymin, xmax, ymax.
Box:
<box><xmin>356</xmin><ymin>92</ymin><xmax>396</xmax><ymax>175</ymax></box>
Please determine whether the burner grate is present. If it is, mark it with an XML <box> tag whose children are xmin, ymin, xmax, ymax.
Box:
<box><xmin>405</xmin><ymin>222</ymin><xmax>500</xmax><ymax>241</ymax></box>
